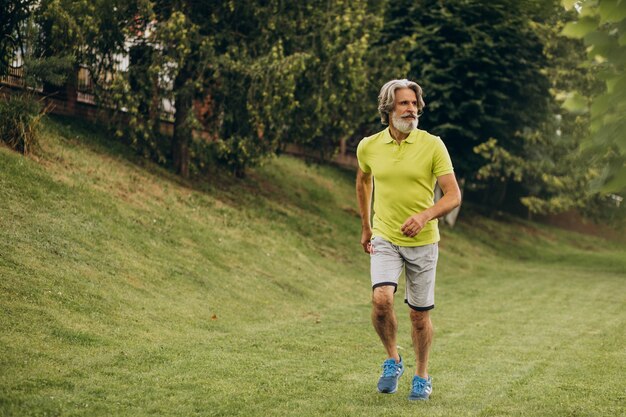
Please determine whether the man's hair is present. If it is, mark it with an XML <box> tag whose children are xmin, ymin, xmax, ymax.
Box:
<box><xmin>377</xmin><ymin>79</ymin><xmax>425</xmax><ymax>125</ymax></box>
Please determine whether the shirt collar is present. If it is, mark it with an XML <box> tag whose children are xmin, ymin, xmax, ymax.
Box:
<box><xmin>384</xmin><ymin>127</ymin><xmax>419</xmax><ymax>144</ymax></box>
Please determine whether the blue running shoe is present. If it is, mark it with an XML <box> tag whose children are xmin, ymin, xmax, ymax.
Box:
<box><xmin>408</xmin><ymin>375</ymin><xmax>432</xmax><ymax>401</ymax></box>
<box><xmin>377</xmin><ymin>356</ymin><xmax>404</xmax><ymax>393</ymax></box>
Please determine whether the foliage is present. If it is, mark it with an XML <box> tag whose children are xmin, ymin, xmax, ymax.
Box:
<box><xmin>186</xmin><ymin>0</ymin><xmax>385</xmax><ymax>176</ymax></box>
<box><xmin>470</xmin><ymin>2</ymin><xmax>623</xmax><ymax>222</ymax></box>
<box><xmin>209</xmin><ymin>35</ymin><xmax>306</xmax><ymax>177</ymax></box>
<box><xmin>101</xmin><ymin>69</ymin><xmax>171</xmax><ymax>163</ymax></box>
<box><xmin>0</xmin><ymin>6</ymin><xmax>71</xmax><ymax>156</ymax></box>
<box><xmin>4</xmin><ymin>0</ymin><xmax>622</xmax><ymax>227</ymax></box>
<box><xmin>282</xmin><ymin>0</ymin><xmax>386</xmax><ymax>160</ymax></box>
<box><xmin>124</xmin><ymin>42</ymin><xmax>166</xmax><ymax>161</ymax></box>
<box><xmin>35</xmin><ymin>0</ymin><xmax>150</xmax><ymax>77</ymax></box>
<box><xmin>101</xmin><ymin>0</ymin><xmax>387</xmax><ymax>177</ymax></box>
<box><xmin>105</xmin><ymin>1</ymin><xmax>307</xmax><ymax>177</ymax></box>
<box><xmin>0</xmin><ymin>92</ymin><xmax>43</xmax><ymax>154</ymax></box>
<box><xmin>211</xmin><ymin>51</ymin><xmax>305</xmax><ymax>177</ymax></box>
<box><xmin>78</xmin><ymin>0</ymin><xmax>153</xmax><ymax>85</ymax></box>
<box><xmin>560</xmin><ymin>0</ymin><xmax>626</xmax><ymax>193</ymax></box>
<box><xmin>578</xmin><ymin>192</ymin><xmax>626</xmax><ymax>228</ymax></box>
<box><xmin>0</xmin><ymin>0</ymin><xmax>37</xmax><ymax>75</ymax></box>
<box><xmin>473</xmin><ymin>44</ymin><xmax>578</xmax><ymax>212</ymax></box>
<box><xmin>473</xmin><ymin>138</ymin><xmax>525</xmax><ymax>184</ymax></box>
<box><xmin>34</xmin><ymin>0</ymin><xmax>158</xmax><ymax>160</ymax></box>
<box><xmin>381</xmin><ymin>0</ymin><xmax>553</xmax><ymax>179</ymax></box>
<box><xmin>476</xmin><ymin>115</ymin><xmax>609</xmax><ymax>217</ymax></box>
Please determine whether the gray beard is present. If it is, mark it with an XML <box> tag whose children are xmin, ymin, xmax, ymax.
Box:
<box><xmin>392</xmin><ymin>112</ymin><xmax>418</xmax><ymax>133</ymax></box>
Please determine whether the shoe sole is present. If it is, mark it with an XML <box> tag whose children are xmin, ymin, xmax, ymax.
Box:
<box><xmin>408</xmin><ymin>388</ymin><xmax>432</xmax><ymax>401</ymax></box>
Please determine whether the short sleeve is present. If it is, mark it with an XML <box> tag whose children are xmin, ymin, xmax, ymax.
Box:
<box><xmin>432</xmin><ymin>137</ymin><xmax>454</xmax><ymax>177</ymax></box>
<box><xmin>356</xmin><ymin>138</ymin><xmax>371</xmax><ymax>173</ymax></box>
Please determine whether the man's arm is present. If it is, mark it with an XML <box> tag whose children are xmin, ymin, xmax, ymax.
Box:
<box><xmin>356</xmin><ymin>167</ymin><xmax>374</xmax><ymax>253</ymax></box>
<box><xmin>401</xmin><ymin>173</ymin><xmax>462</xmax><ymax>238</ymax></box>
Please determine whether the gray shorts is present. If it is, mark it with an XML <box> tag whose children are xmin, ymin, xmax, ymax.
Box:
<box><xmin>370</xmin><ymin>236</ymin><xmax>438</xmax><ymax>311</ymax></box>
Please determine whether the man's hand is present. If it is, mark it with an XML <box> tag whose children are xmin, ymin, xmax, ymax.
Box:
<box><xmin>401</xmin><ymin>213</ymin><xmax>429</xmax><ymax>238</ymax></box>
<box><xmin>361</xmin><ymin>227</ymin><xmax>373</xmax><ymax>254</ymax></box>
<box><xmin>400</xmin><ymin>174</ymin><xmax>462</xmax><ymax>239</ymax></box>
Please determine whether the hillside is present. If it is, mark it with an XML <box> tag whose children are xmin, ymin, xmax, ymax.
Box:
<box><xmin>1</xmin><ymin>116</ymin><xmax>625</xmax><ymax>417</ymax></box>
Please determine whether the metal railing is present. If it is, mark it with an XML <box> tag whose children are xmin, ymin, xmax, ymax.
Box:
<box><xmin>76</xmin><ymin>65</ymin><xmax>95</xmax><ymax>104</ymax></box>
<box><xmin>0</xmin><ymin>65</ymin><xmax>43</xmax><ymax>92</ymax></box>
<box><xmin>2</xmin><ymin>57</ymin><xmax>176</xmax><ymax>122</ymax></box>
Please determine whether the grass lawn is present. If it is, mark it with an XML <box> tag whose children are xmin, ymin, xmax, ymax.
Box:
<box><xmin>1</xmin><ymin>116</ymin><xmax>625</xmax><ymax>416</ymax></box>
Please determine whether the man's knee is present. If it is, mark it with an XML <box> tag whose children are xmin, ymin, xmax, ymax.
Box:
<box><xmin>410</xmin><ymin>310</ymin><xmax>431</xmax><ymax>330</ymax></box>
<box><xmin>372</xmin><ymin>286</ymin><xmax>395</xmax><ymax>317</ymax></box>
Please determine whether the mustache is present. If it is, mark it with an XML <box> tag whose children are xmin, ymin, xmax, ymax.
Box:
<box><xmin>400</xmin><ymin>112</ymin><xmax>417</xmax><ymax>118</ymax></box>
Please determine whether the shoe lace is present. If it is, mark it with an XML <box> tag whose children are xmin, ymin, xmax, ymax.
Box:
<box><xmin>412</xmin><ymin>378</ymin><xmax>426</xmax><ymax>392</ymax></box>
<box><xmin>382</xmin><ymin>360</ymin><xmax>397</xmax><ymax>377</ymax></box>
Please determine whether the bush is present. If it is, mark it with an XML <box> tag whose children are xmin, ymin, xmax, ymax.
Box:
<box><xmin>214</xmin><ymin>135</ymin><xmax>273</xmax><ymax>178</ymax></box>
<box><xmin>0</xmin><ymin>92</ymin><xmax>45</xmax><ymax>154</ymax></box>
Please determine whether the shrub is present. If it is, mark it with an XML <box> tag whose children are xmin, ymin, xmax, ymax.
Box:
<box><xmin>0</xmin><ymin>92</ymin><xmax>45</xmax><ymax>154</ymax></box>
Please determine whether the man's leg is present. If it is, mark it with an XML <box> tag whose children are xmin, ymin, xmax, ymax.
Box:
<box><xmin>372</xmin><ymin>285</ymin><xmax>400</xmax><ymax>362</ymax></box>
<box><xmin>402</xmin><ymin>243</ymin><xmax>437</xmax><ymax>400</ymax></box>
<box><xmin>369</xmin><ymin>237</ymin><xmax>405</xmax><ymax>393</ymax></box>
<box><xmin>372</xmin><ymin>284</ymin><xmax>404</xmax><ymax>394</ymax></box>
<box><xmin>410</xmin><ymin>309</ymin><xmax>432</xmax><ymax>378</ymax></box>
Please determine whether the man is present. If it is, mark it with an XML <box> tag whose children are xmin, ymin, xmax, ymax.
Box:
<box><xmin>356</xmin><ymin>79</ymin><xmax>461</xmax><ymax>401</ymax></box>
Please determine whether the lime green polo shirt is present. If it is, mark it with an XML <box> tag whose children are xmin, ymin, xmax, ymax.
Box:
<box><xmin>356</xmin><ymin>127</ymin><xmax>454</xmax><ymax>247</ymax></box>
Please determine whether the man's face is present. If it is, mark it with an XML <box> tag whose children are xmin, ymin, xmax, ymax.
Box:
<box><xmin>390</xmin><ymin>88</ymin><xmax>419</xmax><ymax>133</ymax></box>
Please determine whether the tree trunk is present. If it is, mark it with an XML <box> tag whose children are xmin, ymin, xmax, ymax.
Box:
<box><xmin>172</xmin><ymin>76</ymin><xmax>193</xmax><ymax>178</ymax></box>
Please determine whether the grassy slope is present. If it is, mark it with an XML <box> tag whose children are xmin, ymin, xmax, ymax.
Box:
<box><xmin>0</xmin><ymin>116</ymin><xmax>624</xmax><ymax>417</ymax></box>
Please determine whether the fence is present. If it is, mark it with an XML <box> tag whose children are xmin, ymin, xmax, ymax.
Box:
<box><xmin>76</xmin><ymin>66</ymin><xmax>95</xmax><ymax>104</ymax></box>
<box><xmin>0</xmin><ymin>65</ymin><xmax>43</xmax><ymax>92</ymax></box>
<box><xmin>0</xmin><ymin>61</ymin><xmax>179</xmax><ymax>132</ymax></box>
<box><xmin>1</xmin><ymin>62</ymin><xmax>359</xmax><ymax>169</ymax></box>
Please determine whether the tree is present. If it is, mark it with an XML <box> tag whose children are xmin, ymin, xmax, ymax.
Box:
<box><xmin>560</xmin><ymin>0</ymin><xmax>626</xmax><ymax>194</ymax></box>
<box><xmin>473</xmin><ymin>3</ymin><xmax>610</xmax><ymax>216</ymax></box>
<box><xmin>0</xmin><ymin>1</ymin><xmax>74</xmax><ymax>155</ymax></box>
<box><xmin>380</xmin><ymin>0</ymin><xmax>553</xmax><ymax>182</ymax></box>
<box><xmin>34</xmin><ymin>0</ymin><xmax>151</xmax><ymax>98</ymax></box>
<box><xmin>281</xmin><ymin>0</ymin><xmax>389</xmax><ymax>160</ymax></box>
<box><xmin>31</xmin><ymin>1</ymin><xmax>405</xmax><ymax>178</ymax></box>
<box><xmin>128</xmin><ymin>0</ymin><xmax>310</xmax><ymax>177</ymax></box>
<box><xmin>467</xmin><ymin>1</ymin><xmax>624</xmax><ymax>225</ymax></box>
<box><xmin>0</xmin><ymin>0</ymin><xmax>37</xmax><ymax>75</ymax></box>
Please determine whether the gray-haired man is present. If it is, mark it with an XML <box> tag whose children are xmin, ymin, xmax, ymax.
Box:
<box><xmin>356</xmin><ymin>79</ymin><xmax>461</xmax><ymax>400</ymax></box>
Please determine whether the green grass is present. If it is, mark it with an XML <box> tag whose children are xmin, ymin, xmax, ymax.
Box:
<box><xmin>1</xmin><ymin>115</ymin><xmax>625</xmax><ymax>417</ymax></box>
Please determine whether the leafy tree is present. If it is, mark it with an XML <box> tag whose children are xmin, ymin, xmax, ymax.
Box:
<box><xmin>0</xmin><ymin>1</ymin><xmax>73</xmax><ymax>154</ymax></box>
<box><xmin>202</xmin><ymin>2</ymin><xmax>307</xmax><ymax>177</ymax></box>
<box><xmin>124</xmin><ymin>0</ymin><xmax>310</xmax><ymax>177</ymax></box>
<box><xmin>474</xmin><ymin>3</ymin><xmax>611</xmax><ymax>216</ymax></box>
<box><xmin>0</xmin><ymin>0</ymin><xmax>37</xmax><ymax>75</ymax></box>
<box><xmin>380</xmin><ymin>0</ymin><xmax>553</xmax><ymax>181</ymax></box>
<box><xmin>140</xmin><ymin>0</ymin><xmax>386</xmax><ymax>177</ymax></box>
<box><xmin>27</xmin><ymin>0</ymin><xmax>168</xmax><ymax>163</ymax></box>
<box><xmin>560</xmin><ymin>0</ymin><xmax>626</xmax><ymax>193</ymax></box>
<box><xmin>281</xmin><ymin>0</ymin><xmax>389</xmax><ymax>160</ymax></box>
<box><xmin>20</xmin><ymin>0</ymin><xmax>407</xmax><ymax>178</ymax></box>
<box><xmin>470</xmin><ymin>2</ymin><xmax>623</xmax><ymax>226</ymax></box>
